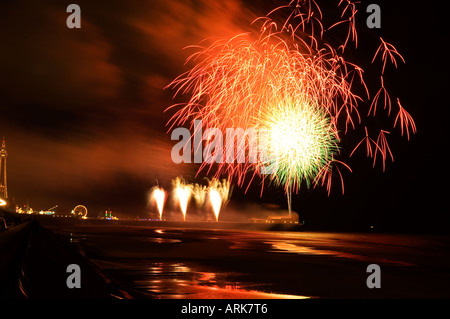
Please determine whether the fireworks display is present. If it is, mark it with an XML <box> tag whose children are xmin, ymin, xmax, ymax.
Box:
<box><xmin>168</xmin><ymin>177</ymin><xmax>231</xmax><ymax>221</ymax></box>
<box><xmin>261</xmin><ymin>99</ymin><xmax>339</xmax><ymax>193</ymax></box>
<box><xmin>192</xmin><ymin>183</ymin><xmax>207</xmax><ymax>208</ymax></box>
<box><xmin>207</xmin><ymin>178</ymin><xmax>231</xmax><ymax>222</ymax></box>
<box><xmin>151</xmin><ymin>187</ymin><xmax>167</xmax><ymax>219</ymax></box>
<box><xmin>166</xmin><ymin>1</ymin><xmax>416</xmax><ymax>205</ymax></box>
<box><xmin>172</xmin><ymin>177</ymin><xmax>192</xmax><ymax>221</ymax></box>
<box><xmin>208</xmin><ymin>189</ymin><xmax>222</xmax><ymax>222</ymax></box>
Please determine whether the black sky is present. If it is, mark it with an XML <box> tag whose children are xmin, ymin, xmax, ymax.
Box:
<box><xmin>0</xmin><ymin>0</ymin><xmax>448</xmax><ymax>232</ymax></box>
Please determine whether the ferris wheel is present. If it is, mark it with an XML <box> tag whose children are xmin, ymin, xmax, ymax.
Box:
<box><xmin>72</xmin><ymin>205</ymin><xmax>88</xmax><ymax>218</ymax></box>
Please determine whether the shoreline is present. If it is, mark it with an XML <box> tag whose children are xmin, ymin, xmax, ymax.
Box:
<box><xmin>0</xmin><ymin>219</ymin><xmax>153</xmax><ymax>299</ymax></box>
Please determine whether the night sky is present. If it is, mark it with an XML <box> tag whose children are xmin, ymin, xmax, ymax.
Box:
<box><xmin>0</xmin><ymin>0</ymin><xmax>448</xmax><ymax>232</ymax></box>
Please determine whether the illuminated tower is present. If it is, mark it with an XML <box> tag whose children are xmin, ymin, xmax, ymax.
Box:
<box><xmin>0</xmin><ymin>137</ymin><xmax>8</xmax><ymax>200</ymax></box>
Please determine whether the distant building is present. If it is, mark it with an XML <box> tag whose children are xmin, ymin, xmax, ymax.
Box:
<box><xmin>266</xmin><ymin>214</ymin><xmax>299</xmax><ymax>224</ymax></box>
<box><xmin>249</xmin><ymin>212</ymin><xmax>300</xmax><ymax>224</ymax></box>
<box><xmin>0</xmin><ymin>137</ymin><xmax>7</xmax><ymax>201</ymax></box>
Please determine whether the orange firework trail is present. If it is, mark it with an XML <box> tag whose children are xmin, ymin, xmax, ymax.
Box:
<box><xmin>166</xmin><ymin>0</ymin><xmax>416</xmax><ymax>198</ymax></box>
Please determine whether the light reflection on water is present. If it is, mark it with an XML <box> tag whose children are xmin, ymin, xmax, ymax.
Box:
<box><xmin>266</xmin><ymin>241</ymin><xmax>414</xmax><ymax>266</ymax></box>
<box><xmin>110</xmin><ymin>261</ymin><xmax>309</xmax><ymax>299</ymax></box>
<box><xmin>63</xmin><ymin>227</ymin><xmax>317</xmax><ymax>299</ymax></box>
